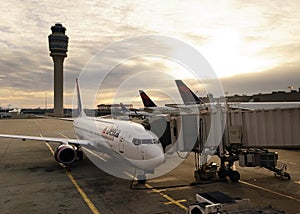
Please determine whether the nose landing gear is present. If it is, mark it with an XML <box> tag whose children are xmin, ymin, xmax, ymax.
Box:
<box><xmin>137</xmin><ymin>175</ymin><xmax>146</xmax><ymax>184</ymax></box>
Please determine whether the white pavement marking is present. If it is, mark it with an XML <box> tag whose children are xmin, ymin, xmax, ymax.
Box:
<box><xmin>240</xmin><ymin>180</ymin><xmax>300</xmax><ymax>203</ymax></box>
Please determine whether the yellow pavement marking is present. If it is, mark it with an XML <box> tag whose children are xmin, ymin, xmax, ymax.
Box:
<box><xmin>164</xmin><ymin>199</ymin><xmax>187</xmax><ymax>205</ymax></box>
<box><xmin>145</xmin><ymin>183</ymin><xmax>187</xmax><ymax>211</ymax></box>
<box><xmin>44</xmin><ymin>142</ymin><xmax>55</xmax><ymax>156</ymax></box>
<box><xmin>124</xmin><ymin>171</ymin><xmax>136</xmax><ymax>180</ymax></box>
<box><xmin>153</xmin><ymin>188</ymin><xmax>167</xmax><ymax>193</ymax></box>
<box><xmin>41</xmin><ymin>134</ymin><xmax>101</xmax><ymax>214</ymax></box>
<box><xmin>84</xmin><ymin>148</ymin><xmax>107</xmax><ymax>162</ymax></box>
<box><xmin>58</xmin><ymin>132</ymin><xmax>69</xmax><ymax>139</ymax></box>
<box><xmin>66</xmin><ymin>171</ymin><xmax>100</xmax><ymax>214</ymax></box>
<box><xmin>240</xmin><ymin>180</ymin><xmax>300</xmax><ymax>203</ymax></box>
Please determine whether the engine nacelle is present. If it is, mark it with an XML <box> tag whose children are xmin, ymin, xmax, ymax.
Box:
<box><xmin>55</xmin><ymin>144</ymin><xmax>77</xmax><ymax>165</ymax></box>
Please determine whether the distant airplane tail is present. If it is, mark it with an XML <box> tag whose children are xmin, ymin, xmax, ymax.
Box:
<box><xmin>120</xmin><ymin>103</ymin><xmax>130</xmax><ymax>113</ymax></box>
<box><xmin>139</xmin><ymin>90</ymin><xmax>157</xmax><ymax>108</ymax></box>
<box><xmin>175</xmin><ymin>80</ymin><xmax>203</xmax><ymax>105</ymax></box>
<box><xmin>75</xmin><ymin>79</ymin><xmax>86</xmax><ymax>117</ymax></box>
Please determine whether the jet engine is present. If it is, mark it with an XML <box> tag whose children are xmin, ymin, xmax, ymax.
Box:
<box><xmin>55</xmin><ymin>144</ymin><xmax>77</xmax><ymax>165</ymax></box>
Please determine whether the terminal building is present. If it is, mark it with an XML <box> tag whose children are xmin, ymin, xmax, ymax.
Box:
<box><xmin>97</xmin><ymin>104</ymin><xmax>133</xmax><ymax>116</ymax></box>
<box><xmin>225</xmin><ymin>88</ymin><xmax>300</xmax><ymax>102</ymax></box>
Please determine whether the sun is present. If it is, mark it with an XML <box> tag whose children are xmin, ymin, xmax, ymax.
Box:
<box><xmin>201</xmin><ymin>29</ymin><xmax>277</xmax><ymax>78</ymax></box>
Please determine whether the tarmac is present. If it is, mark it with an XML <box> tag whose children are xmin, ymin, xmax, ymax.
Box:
<box><xmin>0</xmin><ymin>118</ymin><xmax>299</xmax><ymax>214</ymax></box>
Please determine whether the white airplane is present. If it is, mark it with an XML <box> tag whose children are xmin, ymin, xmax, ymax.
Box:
<box><xmin>119</xmin><ymin>102</ymin><xmax>151</xmax><ymax>118</ymax></box>
<box><xmin>175</xmin><ymin>80</ymin><xmax>285</xmax><ymax>111</ymax></box>
<box><xmin>0</xmin><ymin>79</ymin><xmax>165</xmax><ymax>183</ymax></box>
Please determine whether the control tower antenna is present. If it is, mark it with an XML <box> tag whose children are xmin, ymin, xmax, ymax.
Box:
<box><xmin>48</xmin><ymin>23</ymin><xmax>69</xmax><ymax>117</ymax></box>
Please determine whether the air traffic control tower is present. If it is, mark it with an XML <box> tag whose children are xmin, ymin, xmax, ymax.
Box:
<box><xmin>48</xmin><ymin>23</ymin><xmax>69</xmax><ymax>117</ymax></box>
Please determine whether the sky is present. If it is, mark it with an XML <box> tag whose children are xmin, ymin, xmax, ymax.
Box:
<box><xmin>1</xmin><ymin>0</ymin><xmax>300</xmax><ymax>108</ymax></box>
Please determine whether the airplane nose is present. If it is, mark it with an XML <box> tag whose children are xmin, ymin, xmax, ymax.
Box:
<box><xmin>144</xmin><ymin>144</ymin><xmax>164</xmax><ymax>160</ymax></box>
<box><xmin>133</xmin><ymin>144</ymin><xmax>165</xmax><ymax>170</ymax></box>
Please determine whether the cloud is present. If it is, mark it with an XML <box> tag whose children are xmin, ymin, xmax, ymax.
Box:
<box><xmin>80</xmin><ymin>57</ymin><xmax>185</xmax><ymax>108</ymax></box>
<box><xmin>220</xmin><ymin>61</ymin><xmax>300</xmax><ymax>95</ymax></box>
<box><xmin>1</xmin><ymin>0</ymin><xmax>300</xmax><ymax>108</ymax></box>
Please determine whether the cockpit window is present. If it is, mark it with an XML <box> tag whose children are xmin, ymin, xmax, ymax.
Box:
<box><xmin>141</xmin><ymin>139</ymin><xmax>152</xmax><ymax>144</ymax></box>
<box><xmin>132</xmin><ymin>138</ymin><xmax>141</xmax><ymax>145</ymax></box>
<box><xmin>132</xmin><ymin>138</ymin><xmax>160</xmax><ymax>145</ymax></box>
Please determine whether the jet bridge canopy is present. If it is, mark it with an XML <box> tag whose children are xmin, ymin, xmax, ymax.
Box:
<box><xmin>226</xmin><ymin>107</ymin><xmax>300</xmax><ymax>148</ymax></box>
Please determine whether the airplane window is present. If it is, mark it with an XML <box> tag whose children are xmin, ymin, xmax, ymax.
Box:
<box><xmin>142</xmin><ymin>139</ymin><xmax>153</xmax><ymax>144</ymax></box>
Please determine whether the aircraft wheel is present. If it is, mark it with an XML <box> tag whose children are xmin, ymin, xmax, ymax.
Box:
<box><xmin>77</xmin><ymin>150</ymin><xmax>84</xmax><ymax>160</ymax></box>
<box><xmin>229</xmin><ymin>170</ymin><xmax>240</xmax><ymax>182</ymax></box>
<box><xmin>218</xmin><ymin>170</ymin><xmax>227</xmax><ymax>180</ymax></box>
<box><xmin>137</xmin><ymin>175</ymin><xmax>146</xmax><ymax>184</ymax></box>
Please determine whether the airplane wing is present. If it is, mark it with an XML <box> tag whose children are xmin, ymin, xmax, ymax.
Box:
<box><xmin>0</xmin><ymin>134</ymin><xmax>92</xmax><ymax>146</ymax></box>
<box><xmin>58</xmin><ymin>117</ymin><xmax>74</xmax><ymax>121</ymax></box>
<box><xmin>228</xmin><ymin>106</ymin><xmax>252</xmax><ymax>111</ymax></box>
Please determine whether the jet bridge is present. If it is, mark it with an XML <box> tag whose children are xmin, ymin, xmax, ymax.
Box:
<box><xmin>143</xmin><ymin>113</ymin><xmax>201</xmax><ymax>153</ymax></box>
<box><xmin>214</xmin><ymin>107</ymin><xmax>300</xmax><ymax>181</ymax></box>
<box><xmin>204</xmin><ymin>107</ymin><xmax>300</xmax><ymax>181</ymax></box>
<box><xmin>142</xmin><ymin>106</ymin><xmax>225</xmax><ymax>181</ymax></box>
<box><xmin>142</xmin><ymin>107</ymin><xmax>300</xmax><ymax>182</ymax></box>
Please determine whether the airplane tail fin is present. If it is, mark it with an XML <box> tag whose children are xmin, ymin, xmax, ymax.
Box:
<box><xmin>75</xmin><ymin>78</ymin><xmax>86</xmax><ymax>117</ymax></box>
<box><xmin>139</xmin><ymin>90</ymin><xmax>157</xmax><ymax>108</ymax></box>
<box><xmin>120</xmin><ymin>103</ymin><xmax>130</xmax><ymax>113</ymax></box>
<box><xmin>175</xmin><ymin>80</ymin><xmax>203</xmax><ymax>105</ymax></box>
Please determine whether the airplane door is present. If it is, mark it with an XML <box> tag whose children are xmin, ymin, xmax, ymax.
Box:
<box><xmin>119</xmin><ymin>132</ymin><xmax>126</xmax><ymax>153</ymax></box>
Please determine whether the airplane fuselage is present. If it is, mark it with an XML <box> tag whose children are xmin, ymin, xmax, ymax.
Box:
<box><xmin>143</xmin><ymin>106</ymin><xmax>181</xmax><ymax>114</ymax></box>
<box><xmin>73</xmin><ymin>116</ymin><xmax>165</xmax><ymax>170</ymax></box>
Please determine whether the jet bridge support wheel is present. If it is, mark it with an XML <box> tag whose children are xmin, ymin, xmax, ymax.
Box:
<box><xmin>218</xmin><ymin>167</ymin><xmax>240</xmax><ymax>182</ymax></box>
<box><xmin>217</xmin><ymin>169</ymin><xmax>227</xmax><ymax>180</ymax></box>
<box><xmin>229</xmin><ymin>170</ymin><xmax>240</xmax><ymax>182</ymax></box>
